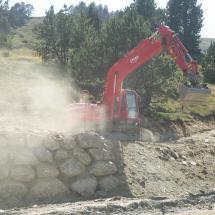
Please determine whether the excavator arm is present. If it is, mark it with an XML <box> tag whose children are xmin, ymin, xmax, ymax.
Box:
<box><xmin>103</xmin><ymin>24</ymin><xmax>205</xmax><ymax>116</ymax></box>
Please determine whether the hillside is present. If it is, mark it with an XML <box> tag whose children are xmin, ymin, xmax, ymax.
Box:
<box><xmin>10</xmin><ymin>17</ymin><xmax>215</xmax><ymax>52</ymax></box>
<box><xmin>11</xmin><ymin>17</ymin><xmax>43</xmax><ymax>49</ymax></box>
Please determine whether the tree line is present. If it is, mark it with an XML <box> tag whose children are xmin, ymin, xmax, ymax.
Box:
<box><xmin>35</xmin><ymin>0</ymin><xmax>208</xmax><ymax>107</ymax></box>
<box><xmin>0</xmin><ymin>0</ymin><xmax>33</xmax><ymax>47</ymax></box>
<box><xmin>1</xmin><ymin>0</ymin><xmax>215</xmax><ymax>110</ymax></box>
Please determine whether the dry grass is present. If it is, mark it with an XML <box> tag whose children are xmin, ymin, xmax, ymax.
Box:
<box><xmin>157</xmin><ymin>85</ymin><xmax>215</xmax><ymax>121</ymax></box>
<box><xmin>0</xmin><ymin>48</ymin><xmax>42</xmax><ymax>64</ymax></box>
<box><xmin>11</xmin><ymin>17</ymin><xmax>43</xmax><ymax>49</ymax></box>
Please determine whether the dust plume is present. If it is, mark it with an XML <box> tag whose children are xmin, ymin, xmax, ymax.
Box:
<box><xmin>0</xmin><ymin>61</ymin><xmax>78</xmax><ymax>133</ymax></box>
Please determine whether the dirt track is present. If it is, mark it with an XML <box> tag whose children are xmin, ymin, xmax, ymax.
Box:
<box><xmin>3</xmin><ymin>191</ymin><xmax>215</xmax><ymax>214</ymax></box>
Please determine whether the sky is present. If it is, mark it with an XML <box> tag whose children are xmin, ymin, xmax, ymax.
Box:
<box><xmin>8</xmin><ymin>0</ymin><xmax>215</xmax><ymax>38</ymax></box>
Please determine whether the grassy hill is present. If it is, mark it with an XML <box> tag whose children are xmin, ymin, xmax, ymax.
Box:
<box><xmin>10</xmin><ymin>17</ymin><xmax>215</xmax><ymax>52</ymax></box>
<box><xmin>11</xmin><ymin>17</ymin><xmax>43</xmax><ymax>49</ymax></box>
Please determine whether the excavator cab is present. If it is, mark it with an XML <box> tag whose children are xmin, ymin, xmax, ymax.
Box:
<box><xmin>113</xmin><ymin>89</ymin><xmax>140</xmax><ymax>130</ymax></box>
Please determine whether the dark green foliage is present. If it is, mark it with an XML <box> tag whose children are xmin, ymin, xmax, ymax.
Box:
<box><xmin>0</xmin><ymin>0</ymin><xmax>10</xmax><ymax>47</ymax></box>
<box><xmin>103</xmin><ymin>7</ymin><xmax>151</xmax><ymax>58</ymax></box>
<box><xmin>125</xmin><ymin>55</ymin><xmax>183</xmax><ymax>108</ymax></box>
<box><xmin>0</xmin><ymin>1</ymin><xmax>33</xmax><ymax>47</ymax></box>
<box><xmin>166</xmin><ymin>0</ymin><xmax>203</xmax><ymax>59</ymax></box>
<box><xmin>202</xmin><ymin>42</ymin><xmax>215</xmax><ymax>84</ymax></box>
<box><xmin>87</xmin><ymin>2</ymin><xmax>101</xmax><ymax>31</ymax></box>
<box><xmin>134</xmin><ymin>0</ymin><xmax>156</xmax><ymax>21</ymax></box>
<box><xmin>69</xmin><ymin>12</ymin><xmax>104</xmax><ymax>97</ymax></box>
<box><xmin>134</xmin><ymin>0</ymin><xmax>165</xmax><ymax>28</ymax></box>
<box><xmin>36</xmin><ymin>6</ymin><xmax>72</xmax><ymax>65</ymax></box>
<box><xmin>35</xmin><ymin>6</ymin><xmax>56</xmax><ymax>60</ymax></box>
<box><xmin>9</xmin><ymin>2</ymin><xmax>34</xmax><ymax>27</ymax></box>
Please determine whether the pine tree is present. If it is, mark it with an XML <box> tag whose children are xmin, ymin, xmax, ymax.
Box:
<box><xmin>166</xmin><ymin>0</ymin><xmax>203</xmax><ymax>59</ymax></box>
<box><xmin>35</xmin><ymin>6</ymin><xmax>57</xmax><ymax>60</ymax></box>
<box><xmin>0</xmin><ymin>0</ymin><xmax>10</xmax><ymax>47</ymax></box>
<box><xmin>135</xmin><ymin>0</ymin><xmax>156</xmax><ymax>21</ymax></box>
<box><xmin>202</xmin><ymin>42</ymin><xmax>215</xmax><ymax>84</ymax></box>
<box><xmin>9</xmin><ymin>2</ymin><xmax>34</xmax><ymax>27</ymax></box>
<box><xmin>87</xmin><ymin>3</ymin><xmax>101</xmax><ymax>31</ymax></box>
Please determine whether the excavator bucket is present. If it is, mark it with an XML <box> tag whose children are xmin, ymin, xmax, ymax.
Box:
<box><xmin>179</xmin><ymin>85</ymin><xmax>211</xmax><ymax>104</ymax></box>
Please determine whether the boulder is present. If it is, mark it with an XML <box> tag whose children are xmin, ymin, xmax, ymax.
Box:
<box><xmin>0</xmin><ymin>180</ymin><xmax>28</xmax><ymax>201</ymax></box>
<box><xmin>73</xmin><ymin>147</ymin><xmax>91</xmax><ymax>166</ymax></box>
<box><xmin>75</xmin><ymin>133</ymin><xmax>104</xmax><ymax>149</ymax></box>
<box><xmin>99</xmin><ymin>175</ymin><xmax>119</xmax><ymax>191</ymax></box>
<box><xmin>70</xmin><ymin>176</ymin><xmax>97</xmax><ymax>197</ymax></box>
<box><xmin>9</xmin><ymin>165</ymin><xmax>35</xmax><ymax>182</ymax></box>
<box><xmin>88</xmin><ymin>148</ymin><xmax>112</xmax><ymax>161</ymax></box>
<box><xmin>59</xmin><ymin>158</ymin><xmax>85</xmax><ymax>178</ymax></box>
<box><xmin>9</xmin><ymin>149</ymin><xmax>38</xmax><ymax>166</ymax></box>
<box><xmin>61</xmin><ymin>136</ymin><xmax>77</xmax><ymax>150</ymax></box>
<box><xmin>34</xmin><ymin>147</ymin><xmax>53</xmax><ymax>163</ymax></box>
<box><xmin>140</xmin><ymin>128</ymin><xmax>154</xmax><ymax>142</ymax></box>
<box><xmin>54</xmin><ymin>149</ymin><xmax>69</xmax><ymax>162</ymax></box>
<box><xmin>43</xmin><ymin>135</ymin><xmax>60</xmax><ymax>151</ymax></box>
<box><xmin>30</xmin><ymin>178</ymin><xmax>68</xmax><ymax>201</ymax></box>
<box><xmin>90</xmin><ymin>161</ymin><xmax>117</xmax><ymax>176</ymax></box>
<box><xmin>36</xmin><ymin>164</ymin><xmax>59</xmax><ymax>178</ymax></box>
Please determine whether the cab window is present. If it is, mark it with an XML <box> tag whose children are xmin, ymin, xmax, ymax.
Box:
<box><xmin>126</xmin><ymin>92</ymin><xmax>138</xmax><ymax>119</ymax></box>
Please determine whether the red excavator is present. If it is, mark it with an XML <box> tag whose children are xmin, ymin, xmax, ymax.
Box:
<box><xmin>68</xmin><ymin>24</ymin><xmax>211</xmax><ymax>129</ymax></box>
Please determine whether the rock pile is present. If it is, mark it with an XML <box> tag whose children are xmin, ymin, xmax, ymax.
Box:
<box><xmin>0</xmin><ymin>131</ymin><xmax>119</xmax><ymax>208</ymax></box>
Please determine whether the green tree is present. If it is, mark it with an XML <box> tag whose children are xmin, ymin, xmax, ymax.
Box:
<box><xmin>166</xmin><ymin>0</ymin><xmax>203</xmax><ymax>59</ymax></box>
<box><xmin>202</xmin><ymin>42</ymin><xmax>215</xmax><ymax>84</ymax></box>
<box><xmin>9</xmin><ymin>2</ymin><xmax>34</xmax><ymax>27</ymax></box>
<box><xmin>35</xmin><ymin>6</ymin><xmax>57</xmax><ymax>60</ymax></box>
<box><xmin>125</xmin><ymin>55</ymin><xmax>183</xmax><ymax>108</ymax></box>
<box><xmin>0</xmin><ymin>0</ymin><xmax>10</xmax><ymax>47</ymax></box>
<box><xmin>134</xmin><ymin>0</ymin><xmax>166</xmax><ymax>29</ymax></box>
<box><xmin>87</xmin><ymin>2</ymin><xmax>101</xmax><ymax>31</ymax></box>
<box><xmin>69</xmin><ymin>9</ymin><xmax>104</xmax><ymax>97</ymax></box>
<box><xmin>54</xmin><ymin>10</ymin><xmax>72</xmax><ymax>64</ymax></box>
<box><xmin>102</xmin><ymin>7</ymin><xmax>151</xmax><ymax>67</ymax></box>
<box><xmin>134</xmin><ymin>0</ymin><xmax>156</xmax><ymax>21</ymax></box>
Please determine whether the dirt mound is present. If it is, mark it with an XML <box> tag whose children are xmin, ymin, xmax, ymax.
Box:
<box><xmin>120</xmin><ymin>129</ymin><xmax>215</xmax><ymax>198</ymax></box>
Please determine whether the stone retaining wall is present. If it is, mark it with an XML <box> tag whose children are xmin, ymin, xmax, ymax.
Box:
<box><xmin>0</xmin><ymin>131</ymin><xmax>119</xmax><ymax>209</ymax></box>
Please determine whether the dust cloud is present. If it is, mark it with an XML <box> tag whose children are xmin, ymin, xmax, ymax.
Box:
<box><xmin>0</xmin><ymin>62</ymin><xmax>78</xmax><ymax>133</ymax></box>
